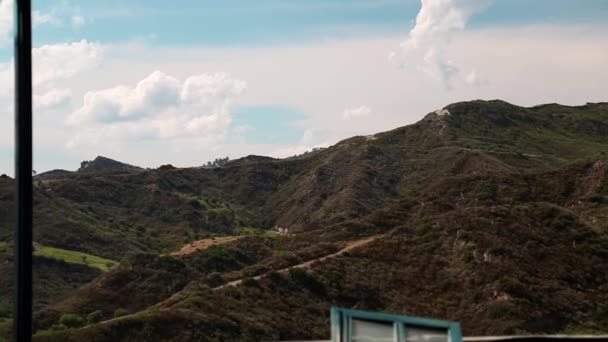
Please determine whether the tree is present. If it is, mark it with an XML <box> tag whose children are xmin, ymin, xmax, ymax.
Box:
<box><xmin>113</xmin><ymin>308</ymin><xmax>128</xmax><ymax>318</ymax></box>
<box><xmin>87</xmin><ymin>310</ymin><xmax>103</xmax><ymax>324</ymax></box>
<box><xmin>204</xmin><ymin>156</ymin><xmax>230</xmax><ymax>167</ymax></box>
<box><xmin>59</xmin><ymin>313</ymin><xmax>85</xmax><ymax>328</ymax></box>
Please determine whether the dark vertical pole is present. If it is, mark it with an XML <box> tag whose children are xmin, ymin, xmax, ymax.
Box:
<box><xmin>13</xmin><ymin>0</ymin><xmax>32</xmax><ymax>341</ymax></box>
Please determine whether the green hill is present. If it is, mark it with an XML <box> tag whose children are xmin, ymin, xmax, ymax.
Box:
<box><xmin>1</xmin><ymin>100</ymin><xmax>607</xmax><ymax>340</ymax></box>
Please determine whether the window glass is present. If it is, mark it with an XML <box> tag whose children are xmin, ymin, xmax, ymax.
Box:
<box><xmin>405</xmin><ymin>326</ymin><xmax>449</xmax><ymax>342</ymax></box>
<box><xmin>351</xmin><ymin>319</ymin><xmax>395</xmax><ymax>342</ymax></box>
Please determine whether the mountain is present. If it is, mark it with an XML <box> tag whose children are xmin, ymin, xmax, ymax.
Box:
<box><xmin>34</xmin><ymin>169</ymin><xmax>74</xmax><ymax>181</ymax></box>
<box><xmin>77</xmin><ymin>156</ymin><xmax>143</xmax><ymax>173</ymax></box>
<box><xmin>34</xmin><ymin>156</ymin><xmax>143</xmax><ymax>181</ymax></box>
<box><xmin>1</xmin><ymin>100</ymin><xmax>608</xmax><ymax>340</ymax></box>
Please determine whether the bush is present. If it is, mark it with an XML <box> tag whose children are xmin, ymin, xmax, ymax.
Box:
<box><xmin>242</xmin><ymin>278</ymin><xmax>259</xmax><ymax>287</ymax></box>
<box><xmin>87</xmin><ymin>310</ymin><xmax>103</xmax><ymax>324</ymax></box>
<box><xmin>268</xmin><ymin>271</ymin><xmax>283</xmax><ymax>283</ymax></box>
<box><xmin>50</xmin><ymin>324</ymin><xmax>66</xmax><ymax>331</ymax></box>
<box><xmin>486</xmin><ymin>303</ymin><xmax>514</xmax><ymax>319</ymax></box>
<box><xmin>289</xmin><ymin>268</ymin><xmax>326</xmax><ymax>296</ymax></box>
<box><xmin>113</xmin><ymin>308</ymin><xmax>129</xmax><ymax>318</ymax></box>
<box><xmin>0</xmin><ymin>305</ymin><xmax>10</xmax><ymax>318</ymax></box>
<box><xmin>206</xmin><ymin>272</ymin><xmax>225</xmax><ymax>287</ymax></box>
<box><xmin>500</xmin><ymin>278</ymin><xmax>531</xmax><ymax>301</ymax></box>
<box><xmin>59</xmin><ymin>313</ymin><xmax>85</xmax><ymax>328</ymax></box>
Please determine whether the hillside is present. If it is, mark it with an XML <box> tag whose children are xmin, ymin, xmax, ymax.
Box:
<box><xmin>1</xmin><ymin>100</ymin><xmax>608</xmax><ymax>340</ymax></box>
<box><xmin>78</xmin><ymin>156</ymin><xmax>143</xmax><ymax>173</ymax></box>
<box><xmin>35</xmin><ymin>156</ymin><xmax>143</xmax><ymax>181</ymax></box>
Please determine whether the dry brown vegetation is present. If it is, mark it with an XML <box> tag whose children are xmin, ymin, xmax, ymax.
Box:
<box><xmin>1</xmin><ymin>100</ymin><xmax>608</xmax><ymax>340</ymax></box>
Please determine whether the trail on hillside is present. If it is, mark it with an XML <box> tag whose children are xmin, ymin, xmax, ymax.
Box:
<box><xmin>91</xmin><ymin>233</ymin><xmax>386</xmax><ymax>328</ymax></box>
<box><xmin>216</xmin><ymin>234</ymin><xmax>385</xmax><ymax>289</ymax></box>
<box><xmin>168</xmin><ymin>236</ymin><xmax>242</xmax><ymax>256</ymax></box>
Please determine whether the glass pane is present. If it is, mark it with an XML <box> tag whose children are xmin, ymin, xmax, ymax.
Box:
<box><xmin>351</xmin><ymin>319</ymin><xmax>395</xmax><ymax>342</ymax></box>
<box><xmin>406</xmin><ymin>326</ymin><xmax>449</xmax><ymax>342</ymax></box>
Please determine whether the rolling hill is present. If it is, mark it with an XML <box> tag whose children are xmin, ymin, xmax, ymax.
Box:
<box><xmin>1</xmin><ymin>99</ymin><xmax>607</xmax><ymax>341</ymax></box>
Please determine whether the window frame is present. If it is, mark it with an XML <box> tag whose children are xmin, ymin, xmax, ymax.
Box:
<box><xmin>331</xmin><ymin>307</ymin><xmax>462</xmax><ymax>342</ymax></box>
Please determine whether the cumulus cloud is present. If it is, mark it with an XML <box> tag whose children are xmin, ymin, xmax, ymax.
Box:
<box><xmin>391</xmin><ymin>0</ymin><xmax>491</xmax><ymax>88</ymax></box>
<box><xmin>343</xmin><ymin>105</ymin><xmax>371</xmax><ymax>120</ymax></box>
<box><xmin>34</xmin><ymin>89</ymin><xmax>72</xmax><ymax>110</ymax></box>
<box><xmin>0</xmin><ymin>40</ymin><xmax>102</xmax><ymax>99</ymax></box>
<box><xmin>33</xmin><ymin>40</ymin><xmax>104</xmax><ymax>87</ymax></box>
<box><xmin>67</xmin><ymin>71</ymin><xmax>247</xmax><ymax>147</ymax></box>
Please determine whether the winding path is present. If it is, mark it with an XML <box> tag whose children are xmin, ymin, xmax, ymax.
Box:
<box><xmin>217</xmin><ymin>234</ymin><xmax>385</xmax><ymax>289</ymax></box>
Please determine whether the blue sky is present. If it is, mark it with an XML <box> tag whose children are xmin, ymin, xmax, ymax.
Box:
<box><xmin>0</xmin><ymin>0</ymin><xmax>607</xmax><ymax>174</ymax></box>
<box><xmin>231</xmin><ymin>106</ymin><xmax>306</xmax><ymax>145</ymax></box>
<box><xmin>30</xmin><ymin>0</ymin><xmax>608</xmax><ymax>49</ymax></box>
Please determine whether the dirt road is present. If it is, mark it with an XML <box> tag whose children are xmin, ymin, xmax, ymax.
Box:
<box><xmin>169</xmin><ymin>236</ymin><xmax>241</xmax><ymax>256</ymax></box>
<box><xmin>217</xmin><ymin>234</ymin><xmax>384</xmax><ymax>289</ymax></box>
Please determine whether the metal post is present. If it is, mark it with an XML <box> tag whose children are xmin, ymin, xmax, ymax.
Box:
<box><xmin>13</xmin><ymin>0</ymin><xmax>33</xmax><ymax>341</ymax></box>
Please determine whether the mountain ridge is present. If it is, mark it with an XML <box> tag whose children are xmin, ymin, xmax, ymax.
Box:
<box><xmin>1</xmin><ymin>99</ymin><xmax>607</xmax><ymax>340</ymax></box>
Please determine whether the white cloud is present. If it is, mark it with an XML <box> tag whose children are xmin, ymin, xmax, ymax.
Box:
<box><xmin>464</xmin><ymin>68</ymin><xmax>483</xmax><ymax>87</ymax></box>
<box><xmin>72</xmin><ymin>14</ymin><xmax>85</xmax><ymax>27</ymax></box>
<box><xmin>343</xmin><ymin>105</ymin><xmax>372</xmax><ymax>120</ymax></box>
<box><xmin>33</xmin><ymin>10</ymin><xmax>61</xmax><ymax>27</ymax></box>
<box><xmin>0</xmin><ymin>39</ymin><xmax>104</xmax><ymax>102</ymax></box>
<box><xmin>0</xmin><ymin>0</ymin><xmax>89</xmax><ymax>31</ymax></box>
<box><xmin>0</xmin><ymin>40</ymin><xmax>102</xmax><ymax>103</ymax></box>
<box><xmin>391</xmin><ymin>0</ymin><xmax>491</xmax><ymax>88</ymax></box>
<box><xmin>1</xmin><ymin>23</ymin><xmax>605</xmax><ymax>174</ymax></box>
<box><xmin>33</xmin><ymin>39</ymin><xmax>104</xmax><ymax>87</ymax></box>
<box><xmin>66</xmin><ymin>71</ymin><xmax>247</xmax><ymax>147</ymax></box>
<box><xmin>0</xmin><ymin>0</ymin><xmax>12</xmax><ymax>46</ymax></box>
<box><xmin>34</xmin><ymin>88</ymin><xmax>72</xmax><ymax>110</ymax></box>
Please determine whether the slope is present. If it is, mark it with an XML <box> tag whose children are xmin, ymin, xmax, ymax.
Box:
<box><xmin>1</xmin><ymin>100</ymin><xmax>608</xmax><ymax>340</ymax></box>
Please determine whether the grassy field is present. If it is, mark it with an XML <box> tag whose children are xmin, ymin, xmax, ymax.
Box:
<box><xmin>34</xmin><ymin>245</ymin><xmax>118</xmax><ymax>272</ymax></box>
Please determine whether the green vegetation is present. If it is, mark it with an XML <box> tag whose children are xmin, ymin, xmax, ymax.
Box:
<box><xmin>34</xmin><ymin>245</ymin><xmax>118</xmax><ymax>272</ymax></box>
<box><xmin>59</xmin><ymin>313</ymin><xmax>85</xmax><ymax>328</ymax></box>
<box><xmin>2</xmin><ymin>100</ymin><xmax>608</xmax><ymax>341</ymax></box>
<box><xmin>86</xmin><ymin>310</ymin><xmax>103</xmax><ymax>324</ymax></box>
<box><xmin>204</xmin><ymin>156</ymin><xmax>230</xmax><ymax>167</ymax></box>
<box><xmin>0</xmin><ymin>305</ymin><xmax>9</xmax><ymax>327</ymax></box>
<box><xmin>113</xmin><ymin>308</ymin><xmax>128</xmax><ymax>318</ymax></box>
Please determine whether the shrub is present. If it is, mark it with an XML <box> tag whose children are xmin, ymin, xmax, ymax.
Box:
<box><xmin>289</xmin><ymin>268</ymin><xmax>326</xmax><ymax>296</ymax></box>
<box><xmin>87</xmin><ymin>310</ymin><xmax>103</xmax><ymax>324</ymax></box>
<box><xmin>206</xmin><ymin>272</ymin><xmax>225</xmax><ymax>287</ymax></box>
<box><xmin>551</xmin><ymin>213</ymin><xmax>575</xmax><ymax>231</ymax></box>
<box><xmin>500</xmin><ymin>278</ymin><xmax>532</xmax><ymax>301</ymax></box>
<box><xmin>242</xmin><ymin>278</ymin><xmax>258</xmax><ymax>287</ymax></box>
<box><xmin>586</xmin><ymin>194</ymin><xmax>604</xmax><ymax>204</ymax></box>
<box><xmin>49</xmin><ymin>324</ymin><xmax>66</xmax><ymax>331</ymax></box>
<box><xmin>59</xmin><ymin>313</ymin><xmax>85</xmax><ymax>328</ymax></box>
<box><xmin>113</xmin><ymin>308</ymin><xmax>128</xmax><ymax>318</ymax></box>
<box><xmin>486</xmin><ymin>303</ymin><xmax>514</xmax><ymax>319</ymax></box>
<box><xmin>0</xmin><ymin>305</ymin><xmax>10</xmax><ymax>318</ymax></box>
<box><xmin>268</xmin><ymin>271</ymin><xmax>283</xmax><ymax>283</ymax></box>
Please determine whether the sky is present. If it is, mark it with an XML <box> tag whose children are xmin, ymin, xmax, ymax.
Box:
<box><xmin>0</xmin><ymin>0</ymin><xmax>607</xmax><ymax>174</ymax></box>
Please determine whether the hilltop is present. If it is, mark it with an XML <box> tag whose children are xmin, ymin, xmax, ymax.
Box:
<box><xmin>34</xmin><ymin>156</ymin><xmax>143</xmax><ymax>181</ymax></box>
<box><xmin>0</xmin><ymin>100</ymin><xmax>607</xmax><ymax>340</ymax></box>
